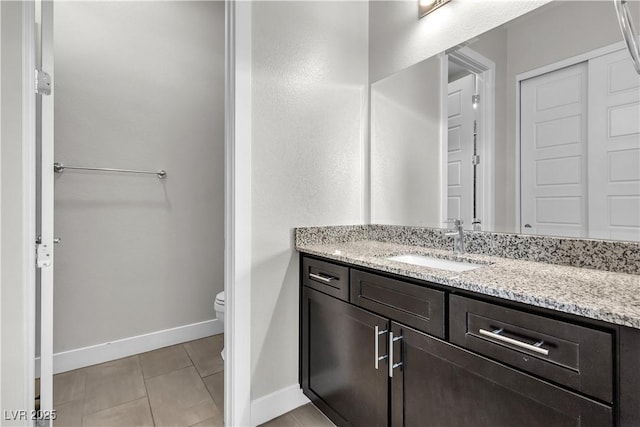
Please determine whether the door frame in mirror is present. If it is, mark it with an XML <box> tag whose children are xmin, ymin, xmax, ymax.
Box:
<box><xmin>440</xmin><ymin>47</ymin><xmax>496</xmax><ymax>230</ymax></box>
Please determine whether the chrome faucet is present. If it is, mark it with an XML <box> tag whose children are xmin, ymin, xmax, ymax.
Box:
<box><xmin>445</xmin><ymin>219</ymin><xmax>465</xmax><ymax>255</ymax></box>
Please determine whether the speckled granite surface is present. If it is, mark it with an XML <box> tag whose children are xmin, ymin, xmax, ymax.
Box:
<box><xmin>297</xmin><ymin>225</ymin><xmax>640</xmax><ymax>274</ymax></box>
<box><xmin>295</xmin><ymin>226</ymin><xmax>640</xmax><ymax>329</ymax></box>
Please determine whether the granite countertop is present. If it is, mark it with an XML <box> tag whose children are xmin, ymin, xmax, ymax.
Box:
<box><xmin>296</xmin><ymin>239</ymin><xmax>640</xmax><ymax>329</ymax></box>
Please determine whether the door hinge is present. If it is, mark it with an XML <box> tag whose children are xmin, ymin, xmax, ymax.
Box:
<box><xmin>36</xmin><ymin>243</ymin><xmax>52</xmax><ymax>268</ymax></box>
<box><xmin>35</xmin><ymin>69</ymin><xmax>52</xmax><ymax>96</ymax></box>
<box><xmin>472</xmin><ymin>155</ymin><xmax>480</xmax><ymax>165</ymax></box>
<box><xmin>472</xmin><ymin>94</ymin><xmax>480</xmax><ymax>107</ymax></box>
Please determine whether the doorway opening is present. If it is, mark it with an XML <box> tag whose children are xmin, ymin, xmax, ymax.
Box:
<box><xmin>441</xmin><ymin>47</ymin><xmax>495</xmax><ymax>231</ymax></box>
<box><xmin>33</xmin><ymin>2</ymin><xmax>227</xmax><ymax>425</ymax></box>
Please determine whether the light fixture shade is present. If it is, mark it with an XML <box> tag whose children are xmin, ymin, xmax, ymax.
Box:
<box><xmin>419</xmin><ymin>0</ymin><xmax>452</xmax><ymax>18</ymax></box>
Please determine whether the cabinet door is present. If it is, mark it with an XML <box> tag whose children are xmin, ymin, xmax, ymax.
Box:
<box><xmin>302</xmin><ymin>286</ymin><xmax>389</xmax><ymax>427</ymax></box>
<box><xmin>390</xmin><ymin>323</ymin><xmax>612</xmax><ymax>427</ymax></box>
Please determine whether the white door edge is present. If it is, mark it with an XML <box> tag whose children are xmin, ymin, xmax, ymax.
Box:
<box><xmin>439</xmin><ymin>53</ymin><xmax>448</xmax><ymax>226</ymax></box>
<box><xmin>21</xmin><ymin>1</ymin><xmax>37</xmax><ymax>424</ymax></box>
<box><xmin>37</xmin><ymin>0</ymin><xmax>55</xmax><ymax>423</ymax></box>
<box><xmin>225</xmin><ymin>1</ymin><xmax>252</xmax><ymax>426</ymax></box>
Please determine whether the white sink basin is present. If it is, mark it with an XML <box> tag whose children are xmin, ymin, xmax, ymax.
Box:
<box><xmin>386</xmin><ymin>254</ymin><xmax>485</xmax><ymax>272</ymax></box>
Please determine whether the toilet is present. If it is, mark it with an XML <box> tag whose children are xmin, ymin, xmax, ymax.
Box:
<box><xmin>214</xmin><ymin>291</ymin><xmax>225</xmax><ymax>360</ymax></box>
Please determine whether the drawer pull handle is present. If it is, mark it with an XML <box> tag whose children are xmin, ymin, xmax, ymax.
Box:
<box><xmin>389</xmin><ymin>332</ymin><xmax>404</xmax><ymax>378</ymax></box>
<box><xmin>374</xmin><ymin>326</ymin><xmax>388</xmax><ymax>370</ymax></box>
<box><xmin>309</xmin><ymin>273</ymin><xmax>335</xmax><ymax>283</ymax></box>
<box><xmin>479</xmin><ymin>328</ymin><xmax>549</xmax><ymax>356</ymax></box>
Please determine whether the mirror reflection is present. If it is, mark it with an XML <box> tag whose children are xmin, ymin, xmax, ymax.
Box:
<box><xmin>370</xmin><ymin>0</ymin><xmax>640</xmax><ymax>241</ymax></box>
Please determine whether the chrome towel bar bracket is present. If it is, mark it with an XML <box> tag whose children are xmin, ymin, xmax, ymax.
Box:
<box><xmin>54</xmin><ymin>162</ymin><xmax>167</xmax><ymax>179</ymax></box>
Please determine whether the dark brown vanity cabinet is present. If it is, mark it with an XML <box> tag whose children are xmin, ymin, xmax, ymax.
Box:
<box><xmin>301</xmin><ymin>286</ymin><xmax>389</xmax><ymax>427</ymax></box>
<box><xmin>391</xmin><ymin>322</ymin><xmax>611</xmax><ymax>427</ymax></box>
<box><xmin>300</xmin><ymin>255</ymin><xmax>619</xmax><ymax>427</ymax></box>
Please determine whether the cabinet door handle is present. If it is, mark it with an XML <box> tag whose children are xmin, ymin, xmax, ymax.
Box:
<box><xmin>374</xmin><ymin>326</ymin><xmax>388</xmax><ymax>370</ymax></box>
<box><xmin>388</xmin><ymin>332</ymin><xmax>404</xmax><ymax>378</ymax></box>
<box><xmin>309</xmin><ymin>272</ymin><xmax>335</xmax><ymax>283</ymax></box>
<box><xmin>479</xmin><ymin>328</ymin><xmax>549</xmax><ymax>356</ymax></box>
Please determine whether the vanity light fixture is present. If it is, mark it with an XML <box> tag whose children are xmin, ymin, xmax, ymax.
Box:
<box><xmin>419</xmin><ymin>0</ymin><xmax>451</xmax><ymax>18</ymax></box>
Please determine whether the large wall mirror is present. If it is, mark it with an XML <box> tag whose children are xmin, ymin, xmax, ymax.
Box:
<box><xmin>370</xmin><ymin>0</ymin><xmax>640</xmax><ymax>242</ymax></box>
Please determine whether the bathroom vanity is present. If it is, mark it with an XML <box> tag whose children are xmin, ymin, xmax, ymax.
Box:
<box><xmin>296</xmin><ymin>226</ymin><xmax>640</xmax><ymax>427</ymax></box>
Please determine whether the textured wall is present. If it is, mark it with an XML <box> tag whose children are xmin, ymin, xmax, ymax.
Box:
<box><xmin>53</xmin><ymin>1</ymin><xmax>224</xmax><ymax>353</ymax></box>
<box><xmin>251</xmin><ymin>1</ymin><xmax>368</xmax><ymax>400</ymax></box>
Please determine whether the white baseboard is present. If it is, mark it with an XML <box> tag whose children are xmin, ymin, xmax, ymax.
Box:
<box><xmin>250</xmin><ymin>384</ymin><xmax>310</xmax><ymax>427</ymax></box>
<box><xmin>35</xmin><ymin>319</ymin><xmax>222</xmax><ymax>377</ymax></box>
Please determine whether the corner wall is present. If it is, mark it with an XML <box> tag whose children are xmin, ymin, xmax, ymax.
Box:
<box><xmin>250</xmin><ymin>0</ymin><xmax>368</xmax><ymax>401</ymax></box>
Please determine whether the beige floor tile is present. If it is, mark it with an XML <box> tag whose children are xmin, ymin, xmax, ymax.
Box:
<box><xmin>139</xmin><ymin>344</ymin><xmax>193</xmax><ymax>379</ymax></box>
<box><xmin>54</xmin><ymin>399</ymin><xmax>84</xmax><ymax>427</ymax></box>
<box><xmin>82</xmin><ymin>397</ymin><xmax>153</xmax><ymax>427</ymax></box>
<box><xmin>184</xmin><ymin>335</ymin><xmax>224</xmax><ymax>377</ymax></box>
<box><xmin>202</xmin><ymin>372</ymin><xmax>224</xmax><ymax>408</ymax></box>
<box><xmin>290</xmin><ymin>404</ymin><xmax>335</xmax><ymax>427</ymax></box>
<box><xmin>54</xmin><ymin>368</ymin><xmax>87</xmax><ymax>405</ymax></box>
<box><xmin>146</xmin><ymin>366</ymin><xmax>217</xmax><ymax>426</ymax></box>
<box><xmin>83</xmin><ymin>356</ymin><xmax>146</xmax><ymax>416</ymax></box>
<box><xmin>188</xmin><ymin>405</ymin><xmax>224</xmax><ymax>427</ymax></box>
<box><xmin>259</xmin><ymin>413</ymin><xmax>302</xmax><ymax>427</ymax></box>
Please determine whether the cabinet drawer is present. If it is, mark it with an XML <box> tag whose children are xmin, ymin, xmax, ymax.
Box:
<box><xmin>302</xmin><ymin>257</ymin><xmax>349</xmax><ymax>301</ymax></box>
<box><xmin>350</xmin><ymin>270</ymin><xmax>445</xmax><ymax>338</ymax></box>
<box><xmin>450</xmin><ymin>295</ymin><xmax>613</xmax><ymax>403</ymax></box>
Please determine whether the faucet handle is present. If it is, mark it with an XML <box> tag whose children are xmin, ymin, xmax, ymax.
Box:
<box><xmin>444</xmin><ymin>218</ymin><xmax>463</xmax><ymax>227</ymax></box>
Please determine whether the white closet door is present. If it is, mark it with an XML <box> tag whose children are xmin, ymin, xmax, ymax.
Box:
<box><xmin>588</xmin><ymin>49</ymin><xmax>640</xmax><ymax>241</ymax></box>
<box><xmin>447</xmin><ymin>74</ymin><xmax>474</xmax><ymax>226</ymax></box>
<box><xmin>520</xmin><ymin>63</ymin><xmax>588</xmax><ymax>237</ymax></box>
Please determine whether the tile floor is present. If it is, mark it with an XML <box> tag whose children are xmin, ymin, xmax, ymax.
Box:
<box><xmin>51</xmin><ymin>335</ymin><xmax>224</xmax><ymax>426</ymax></box>
<box><xmin>259</xmin><ymin>404</ymin><xmax>335</xmax><ymax>427</ymax></box>
<box><xmin>48</xmin><ymin>334</ymin><xmax>332</xmax><ymax>426</ymax></box>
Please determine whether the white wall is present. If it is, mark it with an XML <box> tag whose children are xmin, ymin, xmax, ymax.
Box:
<box><xmin>250</xmin><ymin>1</ymin><xmax>368</xmax><ymax>400</ymax></box>
<box><xmin>1</xmin><ymin>1</ymin><xmax>32</xmax><ymax>422</ymax></box>
<box><xmin>52</xmin><ymin>1</ymin><xmax>224</xmax><ymax>354</ymax></box>
<box><xmin>506</xmin><ymin>0</ymin><xmax>639</xmax><ymax>76</ymax></box>
<box><xmin>371</xmin><ymin>56</ymin><xmax>441</xmax><ymax>226</ymax></box>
